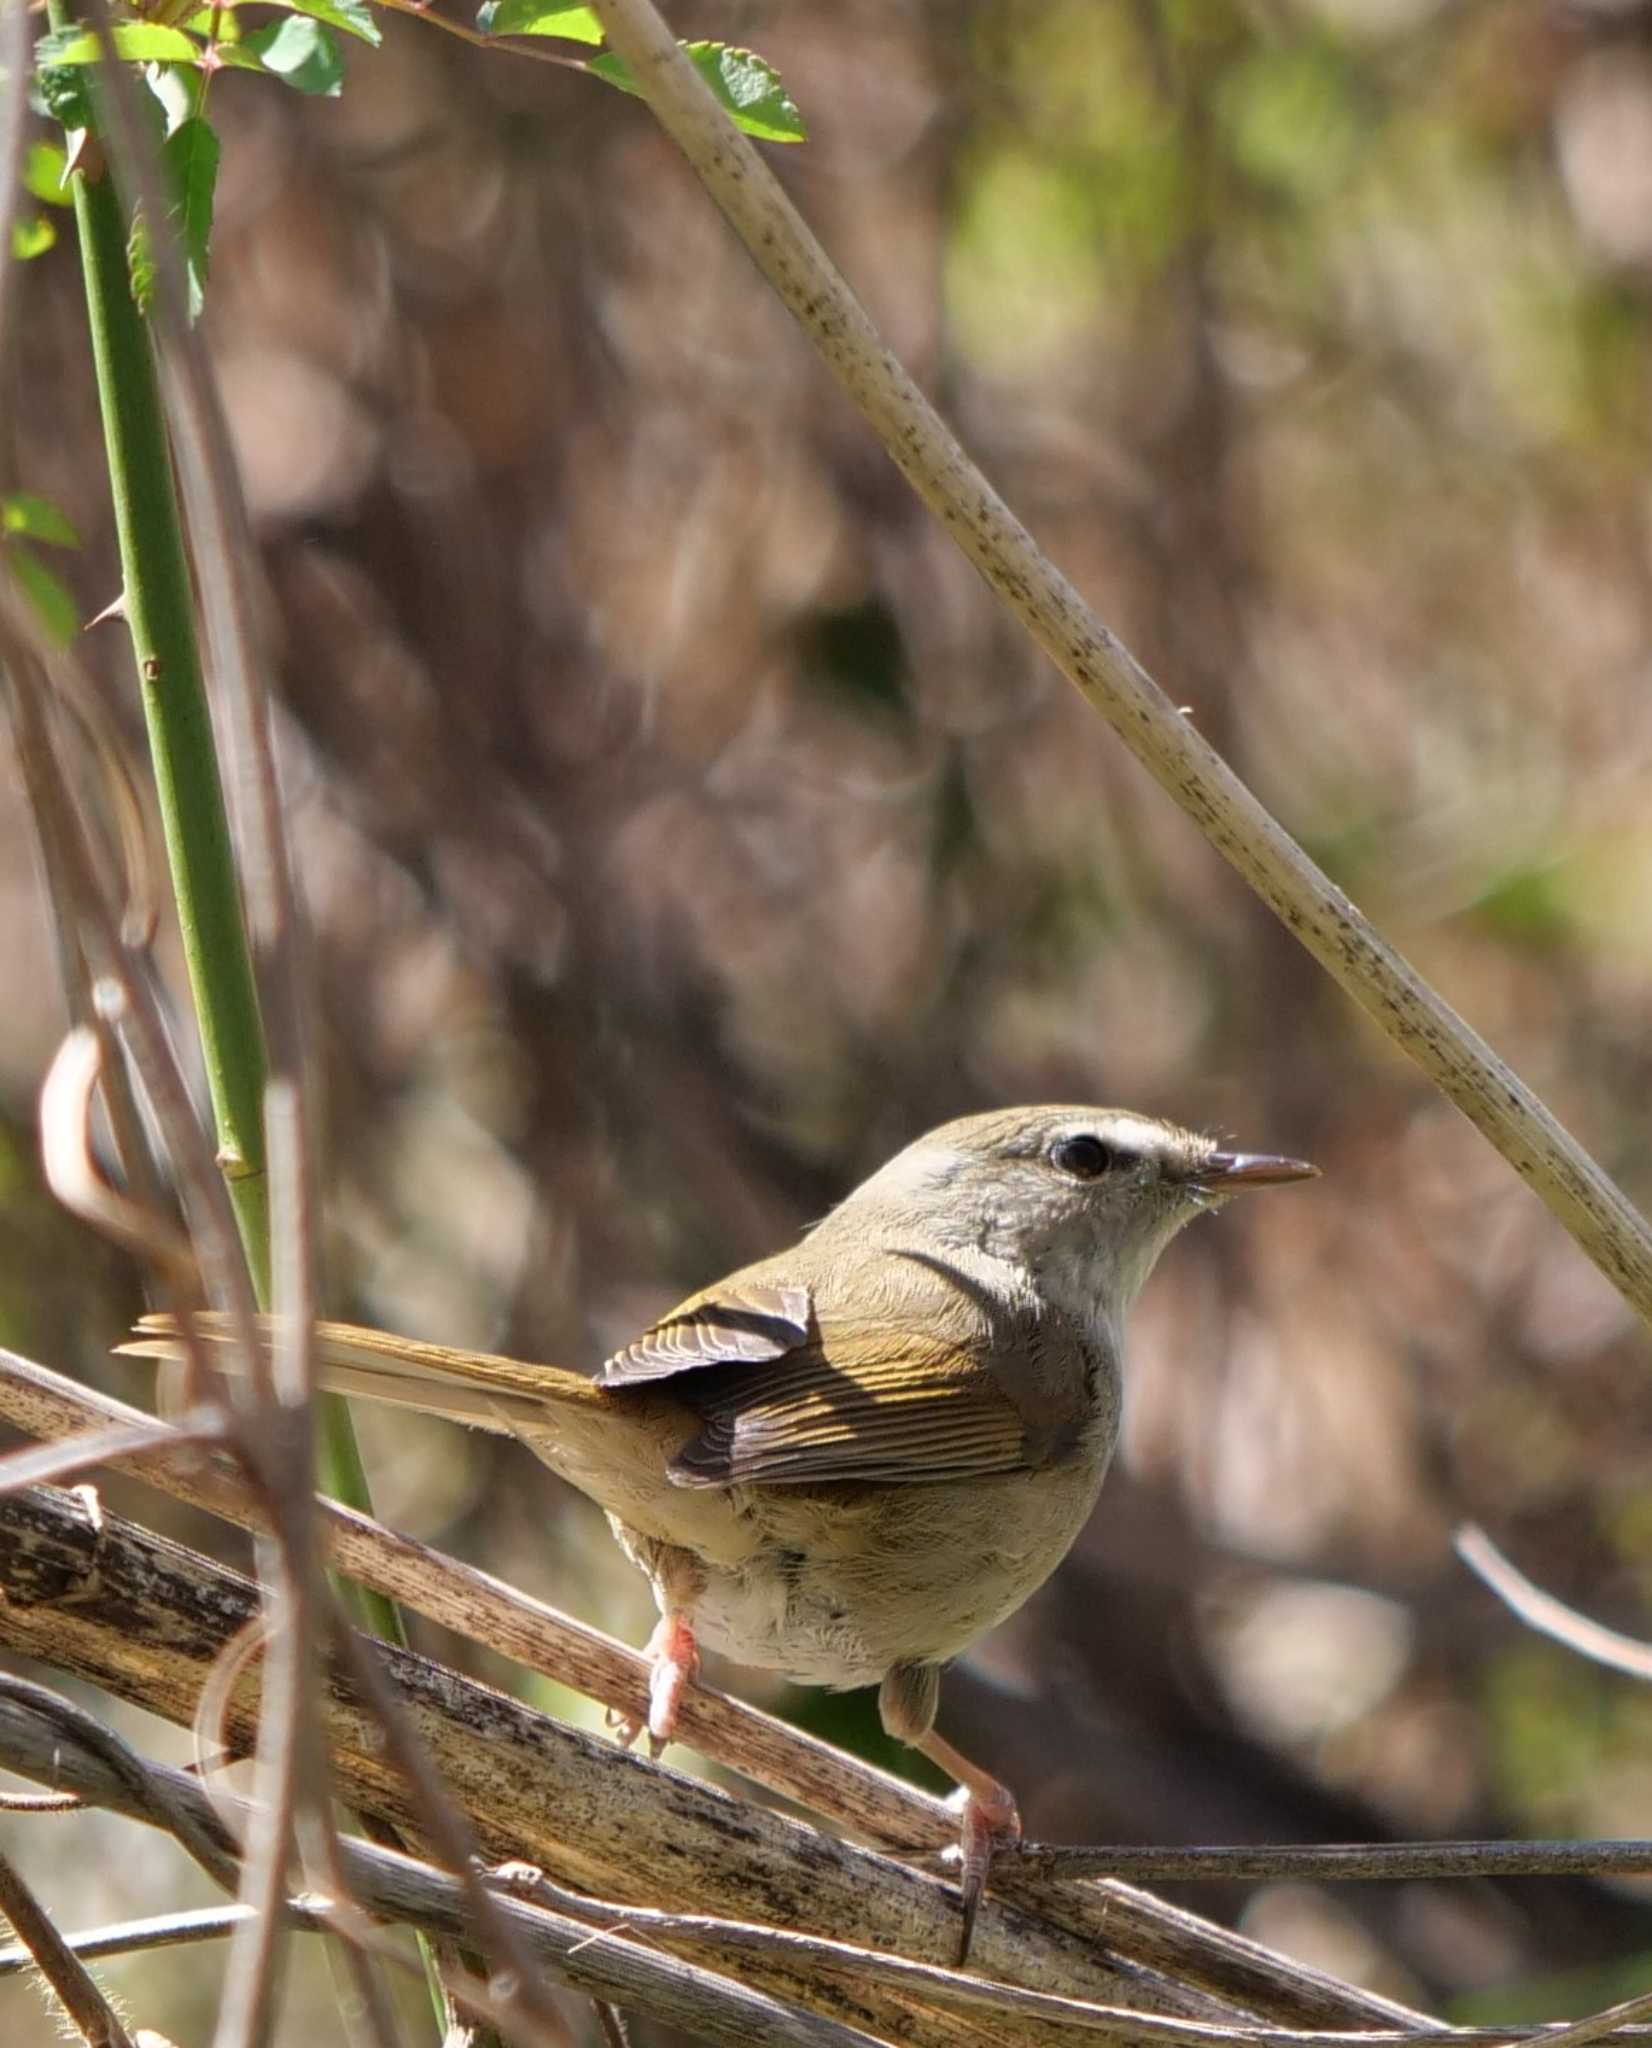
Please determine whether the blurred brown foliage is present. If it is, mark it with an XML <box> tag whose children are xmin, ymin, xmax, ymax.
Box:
<box><xmin>8</xmin><ymin>0</ymin><xmax>1652</xmax><ymax>2038</ymax></box>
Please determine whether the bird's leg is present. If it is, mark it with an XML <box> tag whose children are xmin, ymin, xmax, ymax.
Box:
<box><xmin>914</xmin><ymin>1726</ymin><xmax>1022</xmax><ymax>1966</ymax></box>
<box><xmin>643</xmin><ymin>1609</ymin><xmax>700</xmax><ymax>1751</ymax></box>
<box><xmin>609</xmin><ymin>1611</ymin><xmax>701</xmax><ymax>1752</ymax></box>
<box><xmin>609</xmin><ymin>1545</ymin><xmax>706</xmax><ymax>1753</ymax></box>
<box><xmin>879</xmin><ymin>1660</ymin><xmax>1019</xmax><ymax>1966</ymax></box>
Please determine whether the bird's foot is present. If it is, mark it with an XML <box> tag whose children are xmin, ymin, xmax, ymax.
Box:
<box><xmin>945</xmin><ymin>1774</ymin><xmax>1021</xmax><ymax>1967</ymax></box>
<box><xmin>644</xmin><ymin>1611</ymin><xmax>700</xmax><ymax>1753</ymax></box>
<box><xmin>609</xmin><ymin>1612</ymin><xmax>700</xmax><ymax>1756</ymax></box>
<box><xmin>907</xmin><ymin>1719</ymin><xmax>1021</xmax><ymax>1965</ymax></box>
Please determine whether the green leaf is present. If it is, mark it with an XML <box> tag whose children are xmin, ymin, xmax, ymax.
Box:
<box><xmin>181</xmin><ymin>7</ymin><xmax>244</xmax><ymax>39</ymax></box>
<box><xmin>2</xmin><ymin>495</ymin><xmax>81</xmax><ymax>547</ymax></box>
<box><xmin>8</xmin><ymin>544</ymin><xmax>80</xmax><ymax>646</ymax></box>
<box><xmin>162</xmin><ymin>116</ymin><xmax>218</xmax><ymax>319</ymax></box>
<box><xmin>37</xmin><ymin>21</ymin><xmax>203</xmax><ymax>65</ymax></box>
<box><xmin>116</xmin><ymin>115</ymin><xmax>219</xmax><ymax>319</ymax></box>
<box><xmin>475</xmin><ymin>1</ymin><xmax>601</xmax><ymax>40</ymax></box>
<box><xmin>11</xmin><ymin>215</ymin><xmax>56</xmax><ymax>260</ymax></box>
<box><xmin>241</xmin><ymin>15</ymin><xmax>345</xmax><ymax>93</ymax></box>
<box><xmin>288</xmin><ymin>0</ymin><xmax>382</xmax><ymax>46</ymax></box>
<box><xmin>22</xmin><ymin>140</ymin><xmax>71</xmax><ymax>206</ymax></box>
<box><xmin>210</xmin><ymin>43</ymin><xmax>270</xmax><ymax>73</ymax></box>
<box><xmin>144</xmin><ymin>59</ymin><xmax>203</xmax><ymax>135</ymax></box>
<box><xmin>589</xmin><ymin>40</ymin><xmax>805</xmax><ymax>143</ymax></box>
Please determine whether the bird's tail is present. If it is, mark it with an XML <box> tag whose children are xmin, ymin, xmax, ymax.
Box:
<box><xmin>120</xmin><ymin>1314</ymin><xmax>606</xmax><ymax>1436</ymax></box>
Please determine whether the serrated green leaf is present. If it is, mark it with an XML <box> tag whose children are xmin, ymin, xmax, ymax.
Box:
<box><xmin>475</xmin><ymin>1</ymin><xmax>600</xmax><ymax>40</ymax></box>
<box><xmin>11</xmin><ymin>215</ymin><xmax>57</xmax><ymax>260</ymax></box>
<box><xmin>144</xmin><ymin>59</ymin><xmax>203</xmax><ymax>134</ymax></box>
<box><xmin>8</xmin><ymin>545</ymin><xmax>80</xmax><ymax>646</ymax></box>
<box><xmin>22</xmin><ymin>141</ymin><xmax>72</xmax><ymax>207</ymax></box>
<box><xmin>286</xmin><ymin>0</ymin><xmax>382</xmax><ymax>44</ymax></box>
<box><xmin>162</xmin><ymin>116</ymin><xmax>218</xmax><ymax>319</ymax></box>
<box><xmin>37</xmin><ymin>21</ymin><xmax>204</xmax><ymax>65</ymax></box>
<box><xmin>2</xmin><ymin>495</ymin><xmax>81</xmax><ymax>547</ymax></box>
<box><xmin>242</xmin><ymin>15</ymin><xmax>344</xmax><ymax>93</ymax></box>
<box><xmin>588</xmin><ymin>40</ymin><xmax>805</xmax><ymax>143</ymax></box>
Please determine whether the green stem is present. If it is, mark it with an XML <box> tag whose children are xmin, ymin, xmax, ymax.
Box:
<box><xmin>65</xmin><ymin>132</ymin><xmax>272</xmax><ymax>1295</ymax></box>
<box><xmin>50</xmin><ymin>40</ymin><xmax>455</xmax><ymax>2041</ymax></box>
<box><xmin>58</xmin><ymin>81</ymin><xmax>451</xmax><ymax>2040</ymax></box>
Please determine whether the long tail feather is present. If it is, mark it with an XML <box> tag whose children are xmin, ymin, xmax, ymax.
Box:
<box><xmin>119</xmin><ymin>1314</ymin><xmax>602</xmax><ymax>1436</ymax></box>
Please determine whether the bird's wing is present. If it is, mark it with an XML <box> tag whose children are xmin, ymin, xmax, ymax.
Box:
<box><xmin>602</xmin><ymin>1270</ymin><xmax>1037</xmax><ymax>1488</ymax></box>
<box><xmin>600</xmin><ymin>1278</ymin><xmax>813</xmax><ymax>1383</ymax></box>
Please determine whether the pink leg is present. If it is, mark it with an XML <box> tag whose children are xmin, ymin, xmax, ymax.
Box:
<box><xmin>610</xmin><ymin>1610</ymin><xmax>700</xmax><ymax>1755</ymax></box>
<box><xmin>643</xmin><ymin>1610</ymin><xmax>700</xmax><ymax>1751</ymax></box>
<box><xmin>917</xmin><ymin>1728</ymin><xmax>1023</xmax><ymax>1966</ymax></box>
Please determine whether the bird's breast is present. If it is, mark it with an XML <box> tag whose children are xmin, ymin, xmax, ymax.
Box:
<box><xmin>664</xmin><ymin>1450</ymin><xmax>1116</xmax><ymax>1689</ymax></box>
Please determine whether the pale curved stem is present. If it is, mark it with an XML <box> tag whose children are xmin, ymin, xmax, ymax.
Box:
<box><xmin>586</xmin><ymin>0</ymin><xmax>1652</xmax><ymax>1332</ymax></box>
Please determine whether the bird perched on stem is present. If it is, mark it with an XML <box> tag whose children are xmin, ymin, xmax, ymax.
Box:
<box><xmin>126</xmin><ymin>1103</ymin><xmax>1317</xmax><ymax>1962</ymax></box>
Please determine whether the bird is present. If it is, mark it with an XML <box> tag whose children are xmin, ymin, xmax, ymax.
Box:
<box><xmin>124</xmin><ymin>1103</ymin><xmax>1317</xmax><ymax>1961</ymax></box>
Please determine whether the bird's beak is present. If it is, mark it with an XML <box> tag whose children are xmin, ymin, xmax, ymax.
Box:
<box><xmin>1194</xmin><ymin>1150</ymin><xmax>1320</xmax><ymax>1190</ymax></box>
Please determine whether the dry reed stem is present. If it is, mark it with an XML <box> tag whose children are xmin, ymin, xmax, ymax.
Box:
<box><xmin>0</xmin><ymin>1343</ymin><xmax>1436</xmax><ymax>2032</ymax></box>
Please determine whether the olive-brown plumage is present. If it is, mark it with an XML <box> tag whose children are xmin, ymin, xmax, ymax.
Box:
<box><xmin>125</xmin><ymin>1103</ymin><xmax>1317</xmax><ymax>1960</ymax></box>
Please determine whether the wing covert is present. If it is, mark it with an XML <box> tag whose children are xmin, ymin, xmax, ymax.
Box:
<box><xmin>600</xmin><ymin>1279</ymin><xmax>813</xmax><ymax>1386</ymax></box>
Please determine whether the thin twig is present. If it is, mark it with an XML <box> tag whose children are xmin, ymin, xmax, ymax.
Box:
<box><xmin>216</xmin><ymin>1564</ymin><xmax>324</xmax><ymax>2048</ymax></box>
<box><xmin>5</xmin><ymin>644</ymin><xmax>166</xmax><ymax>1190</ymax></box>
<box><xmin>0</xmin><ymin>1904</ymin><xmax>315</xmax><ymax>1975</ymax></box>
<box><xmin>2</xmin><ymin>626</ymin><xmax>171</xmax><ymax>1234</ymax></box>
<box><xmin>1013</xmin><ymin>1840</ymin><xmax>1652</xmax><ymax>1883</ymax></box>
<box><xmin>42</xmin><ymin>659</ymin><xmax>165</xmax><ymax>952</ymax></box>
<box><xmin>1455</xmin><ymin>1525</ymin><xmax>1652</xmax><ymax>1684</ymax></box>
<box><xmin>366</xmin><ymin>0</ymin><xmax>588</xmax><ymax>65</ymax></box>
<box><xmin>1525</xmin><ymin>1992</ymin><xmax>1652</xmax><ymax>2048</ymax></box>
<box><xmin>0</xmin><ymin>1415</ymin><xmax>222</xmax><ymax>1499</ymax></box>
<box><xmin>38</xmin><ymin>1025</ymin><xmax>197</xmax><ymax>1290</ymax></box>
<box><xmin>0</xmin><ymin>1845</ymin><xmax>138</xmax><ymax>2048</ymax></box>
<box><xmin>326</xmin><ymin>1608</ymin><xmax>582</xmax><ymax>2045</ymax></box>
<box><xmin>584</xmin><ymin>0</ymin><xmax>1652</xmax><ymax>1331</ymax></box>
<box><xmin>0</xmin><ymin>608</ymin><xmax>261</xmax><ymax>1381</ymax></box>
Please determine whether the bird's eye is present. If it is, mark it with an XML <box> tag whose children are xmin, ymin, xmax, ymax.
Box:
<box><xmin>1050</xmin><ymin>1134</ymin><xmax>1120</xmax><ymax>1180</ymax></box>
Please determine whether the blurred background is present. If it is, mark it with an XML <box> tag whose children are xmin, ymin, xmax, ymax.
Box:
<box><xmin>6</xmin><ymin>0</ymin><xmax>1652</xmax><ymax>2038</ymax></box>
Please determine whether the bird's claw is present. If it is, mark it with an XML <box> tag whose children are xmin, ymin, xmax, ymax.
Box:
<box><xmin>947</xmin><ymin>1777</ymin><xmax>1021</xmax><ymax>1966</ymax></box>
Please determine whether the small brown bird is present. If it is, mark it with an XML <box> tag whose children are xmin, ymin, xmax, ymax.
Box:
<box><xmin>127</xmin><ymin>1104</ymin><xmax>1317</xmax><ymax>1958</ymax></box>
